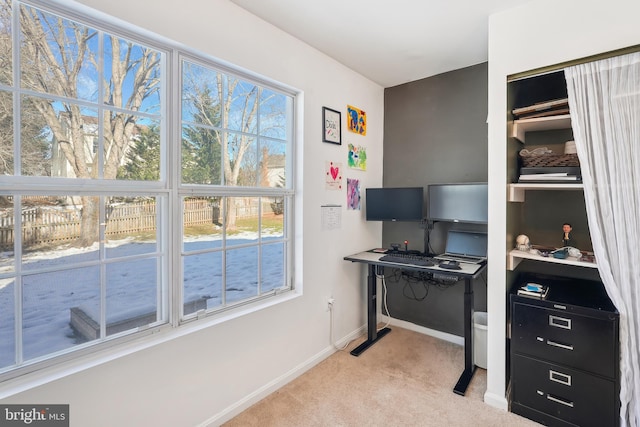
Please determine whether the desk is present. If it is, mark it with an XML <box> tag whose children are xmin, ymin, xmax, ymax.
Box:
<box><xmin>343</xmin><ymin>250</ymin><xmax>487</xmax><ymax>396</ymax></box>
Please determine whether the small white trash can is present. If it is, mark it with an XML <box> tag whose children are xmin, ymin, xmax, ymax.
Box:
<box><xmin>473</xmin><ymin>311</ymin><xmax>488</xmax><ymax>369</ymax></box>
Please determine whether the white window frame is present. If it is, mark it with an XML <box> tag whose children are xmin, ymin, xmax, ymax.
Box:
<box><xmin>0</xmin><ymin>0</ymin><xmax>298</xmax><ymax>383</ymax></box>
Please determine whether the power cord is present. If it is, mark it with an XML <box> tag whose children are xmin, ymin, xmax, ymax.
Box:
<box><xmin>377</xmin><ymin>272</ymin><xmax>391</xmax><ymax>332</ymax></box>
<box><xmin>329</xmin><ymin>299</ymin><xmax>354</xmax><ymax>351</ymax></box>
<box><xmin>328</xmin><ymin>273</ymin><xmax>392</xmax><ymax>350</ymax></box>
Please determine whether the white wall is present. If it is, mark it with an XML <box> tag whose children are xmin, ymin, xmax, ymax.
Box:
<box><xmin>0</xmin><ymin>1</ymin><xmax>384</xmax><ymax>425</ymax></box>
<box><xmin>486</xmin><ymin>0</ymin><xmax>640</xmax><ymax>410</ymax></box>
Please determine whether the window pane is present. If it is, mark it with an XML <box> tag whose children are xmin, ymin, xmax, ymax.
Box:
<box><xmin>23</xmin><ymin>266</ymin><xmax>100</xmax><ymax>360</ymax></box>
<box><xmin>227</xmin><ymin>196</ymin><xmax>259</xmax><ymax>239</ymax></box>
<box><xmin>104</xmin><ymin>35</ymin><xmax>161</xmax><ymax>115</ymax></box>
<box><xmin>259</xmin><ymin>89</ymin><xmax>288</xmax><ymax>140</ymax></box>
<box><xmin>226</xmin><ymin>78</ymin><xmax>257</xmax><ymax>133</ymax></box>
<box><xmin>183</xmin><ymin>252</ymin><xmax>222</xmax><ymax>314</ymax></box>
<box><xmin>181</xmin><ymin>62</ymin><xmax>221</xmax><ymax>127</ymax></box>
<box><xmin>262</xmin><ymin>197</ymin><xmax>284</xmax><ymax>240</ymax></box>
<box><xmin>226</xmin><ymin>246</ymin><xmax>257</xmax><ymax>304</ymax></box>
<box><xmin>225</xmin><ymin>132</ymin><xmax>257</xmax><ymax>186</ymax></box>
<box><xmin>259</xmin><ymin>139</ymin><xmax>286</xmax><ymax>188</ymax></box>
<box><xmin>106</xmin><ymin>258</ymin><xmax>159</xmax><ymax>336</ymax></box>
<box><xmin>181</xmin><ymin>124</ymin><xmax>222</xmax><ymax>185</ymax></box>
<box><xmin>0</xmin><ymin>91</ymin><xmax>14</xmax><ymax>176</ymax></box>
<box><xmin>0</xmin><ymin>278</ymin><xmax>15</xmax><ymax>368</ymax></box>
<box><xmin>0</xmin><ymin>0</ymin><xmax>11</xmax><ymax>86</ymax></box>
<box><xmin>104</xmin><ymin>110</ymin><xmax>160</xmax><ymax>181</ymax></box>
<box><xmin>21</xmin><ymin>96</ymin><xmax>99</xmax><ymax>179</ymax></box>
<box><xmin>105</xmin><ymin>196</ymin><xmax>158</xmax><ymax>258</ymax></box>
<box><xmin>20</xmin><ymin>5</ymin><xmax>98</xmax><ymax>102</ymax></box>
<box><xmin>182</xmin><ymin>197</ymin><xmax>222</xmax><ymax>252</ymax></box>
<box><xmin>21</xmin><ymin>195</ymin><xmax>99</xmax><ymax>271</ymax></box>
<box><xmin>262</xmin><ymin>242</ymin><xmax>284</xmax><ymax>293</ymax></box>
<box><xmin>19</xmin><ymin>95</ymin><xmax>49</xmax><ymax>177</ymax></box>
<box><xmin>114</xmin><ymin>120</ymin><xmax>161</xmax><ymax>181</ymax></box>
<box><xmin>0</xmin><ymin>196</ymin><xmax>14</xmax><ymax>274</ymax></box>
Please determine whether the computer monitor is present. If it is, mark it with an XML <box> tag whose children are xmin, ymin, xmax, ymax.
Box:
<box><xmin>427</xmin><ymin>182</ymin><xmax>488</xmax><ymax>224</ymax></box>
<box><xmin>365</xmin><ymin>187</ymin><xmax>424</xmax><ymax>222</ymax></box>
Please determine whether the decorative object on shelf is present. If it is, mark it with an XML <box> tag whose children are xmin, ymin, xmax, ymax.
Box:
<box><xmin>564</xmin><ymin>140</ymin><xmax>577</xmax><ymax>154</ymax></box>
<box><xmin>566</xmin><ymin>246</ymin><xmax>582</xmax><ymax>258</ymax></box>
<box><xmin>551</xmin><ymin>247</ymin><xmax>568</xmax><ymax>259</ymax></box>
<box><xmin>322</xmin><ymin>107</ymin><xmax>341</xmax><ymax>144</ymax></box>
<box><xmin>346</xmin><ymin>105</ymin><xmax>366</xmax><ymax>135</ymax></box>
<box><xmin>519</xmin><ymin>150</ymin><xmax>580</xmax><ymax>168</ymax></box>
<box><xmin>562</xmin><ymin>222</ymin><xmax>577</xmax><ymax>247</ymax></box>
<box><xmin>515</xmin><ymin>234</ymin><xmax>531</xmax><ymax>251</ymax></box>
<box><xmin>518</xmin><ymin>147</ymin><xmax>581</xmax><ymax>183</ymax></box>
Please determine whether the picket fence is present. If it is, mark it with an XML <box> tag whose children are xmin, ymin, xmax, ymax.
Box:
<box><xmin>0</xmin><ymin>199</ymin><xmax>273</xmax><ymax>250</ymax></box>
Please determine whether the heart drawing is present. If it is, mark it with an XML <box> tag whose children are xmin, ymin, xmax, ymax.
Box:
<box><xmin>330</xmin><ymin>166</ymin><xmax>339</xmax><ymax>180</ymax></box>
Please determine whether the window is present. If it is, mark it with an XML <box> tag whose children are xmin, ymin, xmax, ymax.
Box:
<box><xmin>0</xmin><ymin>0</ymin><xmax>295</xmax><ymax>379</ymax></box>
<box><xmin>179</xmin><ymin>59</ymin><xmax>292</xmax><ymax>317</ymax></box>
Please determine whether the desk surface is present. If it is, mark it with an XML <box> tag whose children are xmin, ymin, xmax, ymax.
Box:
<box><xmin>344</xmin><ymin>250</ymin><xmax>485</xmax><ymax>278</ymax></box>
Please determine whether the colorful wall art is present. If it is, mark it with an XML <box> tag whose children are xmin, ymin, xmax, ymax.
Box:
<box><xmin>325</xmin><ymin>161</ymin><xmax>343</xmax><ymax>190</ymax></box>
<box><xmin>347</xmin><ymin>143</ymin><xmax>367</xmax><ymax>171</ymax></box>
<box><xmin>347</xmin><ymin>178</ymin><xmax>361</xmax><ymax>210</ymax></box>
<box><xmin>347</xmin><ymin>105</ymin><xmax>366</xmax><ymax>136</ymax></box>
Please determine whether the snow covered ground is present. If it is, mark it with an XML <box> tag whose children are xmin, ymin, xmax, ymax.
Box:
<box><xmin>0</xmin><ymin>233</ymin><xmax>283</xmax><ymax>368</ymax></box>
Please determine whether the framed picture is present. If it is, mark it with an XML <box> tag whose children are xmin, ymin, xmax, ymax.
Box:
<box><xmin>322</xmin><ymin>107</ymin><xmax>341</xmax><ymax>144</ymax></box>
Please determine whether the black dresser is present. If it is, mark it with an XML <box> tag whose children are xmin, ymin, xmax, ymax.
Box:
<box><xmin>510</xmin><ymin>276</ymin><xmax>620</xmax><ymax>426</ymax></box>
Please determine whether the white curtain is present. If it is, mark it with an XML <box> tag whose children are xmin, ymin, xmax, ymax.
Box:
<box><xmin>565</xmin><ymin>52</ymin><xmax>640</xmax><ymax>427</ymax></box>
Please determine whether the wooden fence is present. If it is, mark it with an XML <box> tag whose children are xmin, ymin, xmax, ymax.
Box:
<box><xmin>0</xmin><ymin>198</ymin><xmax>277</xmax><ymax>250</ymax></box>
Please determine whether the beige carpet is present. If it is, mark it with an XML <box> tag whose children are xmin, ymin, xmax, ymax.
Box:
<box><xmin>223</xmin><ymin>326</ymin><xmax>539</xmax><ymax>426</ymax></box>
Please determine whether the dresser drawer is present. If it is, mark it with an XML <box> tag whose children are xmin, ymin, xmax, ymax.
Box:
<box><xmin>512</xmin><ymin>354</ymin><xmax>617</xmax><ymax>427</ymax></box>
<box><xmin>511</xmin><ymin>301</ymin><xmax>617</xmax><ymax>378</ymax></box>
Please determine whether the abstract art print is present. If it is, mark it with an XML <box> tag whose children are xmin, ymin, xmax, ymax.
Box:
<box><xmin>347</xmin><ymin>178</ymin><xmax>361</xmax><ymax>210</ymax></box>
<box><xmin>347</xmin><ymin>143</ymin><xmax>367</xmax><ymax>171</ymax></box>
<box><xmin>347</xmin><ymin>105</ymin><xmax>366</xmax><ymax>136</ymax></box>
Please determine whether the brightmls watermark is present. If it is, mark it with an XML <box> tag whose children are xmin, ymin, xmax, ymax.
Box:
<box><xmin>0</xmin><ymin>405</ymin><xmax>69</xmax><ymax>426</ymax></box>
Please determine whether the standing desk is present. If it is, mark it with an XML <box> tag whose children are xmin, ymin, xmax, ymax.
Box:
<box><xmin>343</xmin><ymin>250</ymin><xmax>487</xmax><ymax>396</ymax></box>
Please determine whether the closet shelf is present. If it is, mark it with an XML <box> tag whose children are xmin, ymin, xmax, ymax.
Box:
<box><xmin>508</xmin><ymin>183</ymin><xmax>583</xmax><ymax>202</ymax></box>
<box><xmin>508</xmin><ymin>249</ymin><xmax>598</xmax><ymax>271</ymax></box>
<box><xmin>510</xmin><ymin>114</ymin><xmax>572</xmax><ymax>143</ymax></box>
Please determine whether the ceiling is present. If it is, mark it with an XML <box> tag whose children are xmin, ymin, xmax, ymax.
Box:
<box><xmin>230</xmin><ymin>0</ymin><xmax>536</xmax><ymax>88</ymax></box>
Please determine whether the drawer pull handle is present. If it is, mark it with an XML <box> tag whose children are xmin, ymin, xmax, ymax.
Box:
<box><xmin>547</xmin><ymin>340</ymin><xmax>573</xmax><ymax>351</ymax></box>
<box><xmin>547</xmin><ymin>394</ymin><xmax>574</xmax><ymax>408</ymax></box>
<box><xmin>549</xmin><ymin>315</ymin><xmax>572</xmax><ymax>330</ymax></box>
<box><xmin>549</xmin><ymin>370</ymin><xmax>572</xmax><ymax>386</ymax></box>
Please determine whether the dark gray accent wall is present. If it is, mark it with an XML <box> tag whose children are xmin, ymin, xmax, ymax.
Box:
<box><xmin>382</xmin><ymin>63</ymin><xmax>488</xmax><ymax>336</ymax></box>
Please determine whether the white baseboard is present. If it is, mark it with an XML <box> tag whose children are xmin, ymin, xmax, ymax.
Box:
<box><xmin>201</xmin><ymin>318</ymin><xmax>468</xmax><ymax>426</ymax></box>
<box><xmin>380</xmin><ymin>314</ymin><xmax>464</xmax><ymax>346</ymax></box>
<box><xmin>200</xmin><ymin>325</ymin><xmax>366</xmax><ymax>426</ymax></box>
<box><xmin>483</xmin><ymin>390</ymin><xmax>508</xmax><ymax>410</ymax></box>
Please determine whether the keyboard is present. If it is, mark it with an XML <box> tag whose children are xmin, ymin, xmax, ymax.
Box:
<box><xmin>379</xmin><ymin>254</ymin><xmax>435</xmax><ymax>267</ymax></box>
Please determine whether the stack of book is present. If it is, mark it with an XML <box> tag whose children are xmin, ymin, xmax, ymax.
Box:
<box><xmin>517</xmin><ymin>282</ymin><xmax>549</xmax><ymax>299</ymax></box>
<box><xmin>518</xmin><ymin>166</ymin><xmax>582</xmax><ymax>183</ymax></box>
<box><xmin>512</xmin><ymin>98</ymin><xmax>569</xmax><ymax>119</ymax></box>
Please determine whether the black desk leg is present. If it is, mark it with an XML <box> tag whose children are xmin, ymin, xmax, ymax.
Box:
<box><xmin>350</xmin><ymin>264</ymin><xmax>391</xmax><ymax>356</ymax></box>
<box><xmin>453</xmin><ymin>277</ymin><xmax>476</xmax><ymax>395</ymax></box>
